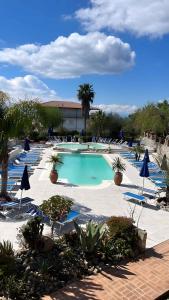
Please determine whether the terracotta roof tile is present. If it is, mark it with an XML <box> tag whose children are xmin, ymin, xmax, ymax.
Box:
<box><xmin>41</xmin><ymin>101</ymin><xmax>82</xmax><ymax>109</ymax></box>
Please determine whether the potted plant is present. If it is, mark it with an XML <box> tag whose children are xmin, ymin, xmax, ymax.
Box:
<box><xmin>48</xmin><ymin>155</ymin><xmax>63</xmax><ymax>184</ymax></box>
<box><xmin>112</xmin><ymin>157</ymin><xmax>126</xmax><ymax>185</ymax></box>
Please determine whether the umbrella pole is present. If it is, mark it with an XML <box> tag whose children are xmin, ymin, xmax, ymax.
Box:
<box><xmin>20</xmin><ymin>190</ymin><xmax>23</xmax><ymax>209</ymax></box>
<box><xmin>142</xmin><ymin>177</ymin><xmax>145</xmax><ymax>195</ymax></box>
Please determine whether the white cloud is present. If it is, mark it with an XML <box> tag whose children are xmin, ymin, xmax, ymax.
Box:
<box><xmin>96</xmin><ymin>104</ymin><xmax>137</xmax><ymax>115</ymax></box>
<box><xmin>0</xmin><ymin>32</ymin><xmax>135</xmax><ymax>79</ymax></box>
<box><xmin>0</xmin><ymin>75</ymin><xmax>58</xmax><ymax>100</ymax></box>
<box><xmin>75</xmin><ymin>0</ymin><xmax>169</xmax><ymax>37</ymax></box>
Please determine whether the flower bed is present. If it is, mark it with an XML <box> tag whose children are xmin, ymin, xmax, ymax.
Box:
<box><xmin>0</xmin><ymin>198</ymin><xmax>147</xmax><ymax>300</ymax></box>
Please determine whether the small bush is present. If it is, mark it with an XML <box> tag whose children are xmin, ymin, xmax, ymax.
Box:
<box><xmin>40</xmin><ymin>195</ymin><xmax>73</xmax><ymax>222</ymax></box>
<box><xmin>3</xmin><ymin>275</ymin><xmax>26</xmax><ymax>300</ymax></box>
<box><xmin>20</xmin><ymin>216</ymin><xmax>44</xmax><ymax>249</ymax></box>
<box><xmin>64</xmin><ymin>231</ymin><xmax>79</xmax><ymax>248</ymax></box>
<box><xmin>40</xmin><ymin>195</ymin><xmax>73</xmax><ymax>235</ymax></box>
<box><xmin>105</xmin><ymin>216</ymin><xmax>139</xmax><ymax>259</ymax></box>
<box><xmin>107</xmin><ymin>216</ymin><xmax>134</xmax><ymax>238</ymax></box>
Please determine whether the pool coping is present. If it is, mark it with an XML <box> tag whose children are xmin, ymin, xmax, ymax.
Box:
<box><xmin>50</xmin><ymin>150</ymin><xmax>130</xmax><ymax>190</ymax></box>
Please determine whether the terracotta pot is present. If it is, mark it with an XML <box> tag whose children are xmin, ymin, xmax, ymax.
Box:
<box><xmin>114</xmin><ymin>171</ymin><xmax>123</xmax><ymax>185</ymax></box>
<box><xmin>50</xmin><ymin>169</ymin><xmax>58</xmax><ymax>184</ymax></box>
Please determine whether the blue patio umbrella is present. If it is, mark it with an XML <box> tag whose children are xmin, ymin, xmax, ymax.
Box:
<box><xmin>128</xmin><ymin>140</ymin><xmax>133</xmax><ymax>147</ymax></box>
<box><xmin>48</xmin><ymin>127</ymin><xmax>53</xmax><ymax>138</ymax></box>
<box><xmin>24</xmin><ymin>138</ymin><xmax>30</xmax><ymax>151</ymax></box>
<box><xmin>140</xmin><ymin>158</ymin><xmax>149</xmax><ymax>194</ymax></box>
<box><xmin>20</xmin><ymin>165</ymin><xmax>30</xmax><ymax>208</ymax></box>
<box><xmin>143</xmin><ymin>149</ymin><xmax>150</xmax><ymax>163</ymax></box>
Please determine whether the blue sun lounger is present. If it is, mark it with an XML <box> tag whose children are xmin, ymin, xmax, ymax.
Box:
<box><xmin>56</xmin><ymin>210</ymin><xmax>80</xmax><ymax>231</ymax></box>
<box><xmin>123</xmin><ymin>192</ymin><xmax>146</xmax><ymax>205</ymax></box>
<box><xmin>26</xmin><ymin>206</ymin><xmax>49</xmax><ymax>222</ymax></box>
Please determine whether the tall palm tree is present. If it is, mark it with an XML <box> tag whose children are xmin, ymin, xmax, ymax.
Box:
<box><xmin>0</xmin><ymin>91</ymin><xmax>62</xmax><ymax>200</ymax></box>
<box><xmin>77</xmin><ymin>84</ymin><xmax>95</xmax><ymax>134</ymax></box>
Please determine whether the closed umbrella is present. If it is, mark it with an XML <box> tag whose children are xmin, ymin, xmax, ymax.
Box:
<box><xmin>24</xmin><ymin>138</ymin><xmax>30</xmax><ymax>151</ymax></box>
<box><xmin>128</xmin><ymin>140</ymin><xmax>133</xmax><ymax>147</ymax></box>
<box><xmin>20</xmin><ymin>165</ymin><xmax>30</xmax><ymax>208</ymax></box>
<box><xmin>140</xmin><ymin>158</ymin><xmax>149</xmax><ymax>194</ymax></box>
<box><xmin>143</xmin><ymin>149</ymin><xmax>150</xmax><ymax>163</ymax></box>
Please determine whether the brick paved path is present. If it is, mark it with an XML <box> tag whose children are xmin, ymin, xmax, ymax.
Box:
<box><xmin>42</xmin><ymin>240</ymin><xmax>169</xmax><ymax>300</ymax></box>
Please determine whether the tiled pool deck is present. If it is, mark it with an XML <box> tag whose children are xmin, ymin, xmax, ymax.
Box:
<box><xmin>0</xmin><ymin>145</ymin><xmax>169</xmax><ymax>249</ymax></box>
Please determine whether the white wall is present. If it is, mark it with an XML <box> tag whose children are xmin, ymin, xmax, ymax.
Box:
<box><xmin>63</xmin><ymin>118</ymin><xmax>84</xmax><ymax>132</ymax></box>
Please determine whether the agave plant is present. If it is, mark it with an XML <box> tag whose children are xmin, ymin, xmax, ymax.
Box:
<box><xmin>74</xmin><ymin>220</ymin><xmax>106</xmax><ymax>254</ymax></box>
<box><xmin>0</xmin><ymin>240</ymin><xmax>14</xmax><ymax>257</ymax></box>
<box><xmin>0</xmin><ymin>240</ymin><xmax>14</xmax><ymax>267</ymax></box>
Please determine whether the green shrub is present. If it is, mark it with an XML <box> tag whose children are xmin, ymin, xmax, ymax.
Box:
<box><xmin>105</xmin><ymin>235</ymin><xmax>137</xmax><ymax>260</ymax></box>
<box><xmin>21</xmin><ymin>216</ymin><xmax>44</xmax><ymax>249</ymax></box>
<box><xmin>3</xmin><ymin>275</ymin><xmax>26</xmax><ymax>299</ymax></box>
<box><xmin>107</xmin><ymin>216</ymin><xmax>134</xmax><ymax>238</ymax></box>
<box><xmin>74</xmin><ymin>220</ymin><xmax>106</xmax><ymax>255</ymax></box>
<box><xmin>64</xmin><ymin>231</ymin><xmax>79</xmax><ymax>248</ymax></box>
<box><xmin>105</xmin><ymin>216</ymin><xmax>139</xmax><ymax>259</ymax></box>
<box><xmin>40</xmin><ymin>195</ymin><xmax>73</xmax><ymax>235</ymax></box>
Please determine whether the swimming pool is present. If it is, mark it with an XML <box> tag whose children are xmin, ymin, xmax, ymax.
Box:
<box><xmin>56</xmin><ymin>153</ymin><xmax>113</xmax><ymax>186</ymax></box>
<box><xmin>55</xmin><ymin>142</ymin><xmax>107</xmax><ymax>151</ymax></box>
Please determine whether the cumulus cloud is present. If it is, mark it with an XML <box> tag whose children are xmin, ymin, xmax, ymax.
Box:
<box><xmin>0</xmin><ymin>32</ymin><xmax>135</xmax><ymax>79</ymax></box>
<box><xmin>96</xmin><ymin>104</ymin><xmax>137</xmax><ymax>115</ymax></box>
<box><xmin>75</xmin><ymin>0</ymin><xmax>169</xmax><ymax>37</ymax></box>
<box><xmin>0</xmin><ymin>75</ymin><xmax>58</xmax><ymax>100</ymax></box>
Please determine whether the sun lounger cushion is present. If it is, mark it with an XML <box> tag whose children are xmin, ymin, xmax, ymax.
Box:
<box><xmin>56</xmin><ymin>210</ymin><xmax>80</xmax><ymax>226</ymax></box>
<box><xmin>123</xmin><ymin>192</ymin><xmax>145</xmax><ymax>203</ymax></box>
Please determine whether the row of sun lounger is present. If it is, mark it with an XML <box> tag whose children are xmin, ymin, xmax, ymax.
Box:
<box><xmin>0</xmin><ymin>146</ymin><xmax>43</xmax><ymax>196</ymax></box>
<box><xmin>120</xmin><ymin>151</ymin><xmax>167</xmax><ymax>189</ymax></box>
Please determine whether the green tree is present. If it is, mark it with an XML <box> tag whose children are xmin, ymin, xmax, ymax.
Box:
<box><xmin>39</xmin><ymin>106</ymin><xmax>63</xmax><ymax>130</ymax></box>
<box><xmin>89</xmin><ymin>110</ymin><xmax>107</xmax><ymax>137</ymax></box>
<box><xmin>125</xmin><ymin>101</ymin><xmax>169</xmax><ymax>137</ymax></box>
<box><xmin>77</xmin><ymin>84</ymin><xmax>95</xmax><ymax>134</ymax></box>
<box><xmin>0</xmin><ymin>91</ymin><xmax>62</xmax><ymax>199</ymax></box>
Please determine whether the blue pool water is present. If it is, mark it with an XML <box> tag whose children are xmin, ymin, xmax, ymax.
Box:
<box><xmin>56</xmin><ymin>153</ymin><xmax>113</xmax><ymax>186</ymax></box>
<box><xmin>56</xmin><ymin>142</ymin><xmax>106</xmax><ymax>150</ymax></box>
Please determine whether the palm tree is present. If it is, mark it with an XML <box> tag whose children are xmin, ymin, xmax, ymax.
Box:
<box><xmin>77</xmin><ymin>84</ymin><xmax>95</xmax><ymax>134</ymax></box>
<box><xmin>0</xmin><ymin>91</ymin><xmax>62</xmax><ymax>200</ymax></box>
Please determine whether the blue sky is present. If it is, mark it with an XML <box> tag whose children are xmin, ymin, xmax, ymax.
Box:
<box><xmin>0</xmin><ymin>0</ymin><xmax>169</xmax><ymax>114</ymax></box>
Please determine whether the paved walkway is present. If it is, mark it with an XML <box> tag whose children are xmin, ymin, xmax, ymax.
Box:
<box><xmin>42</xmin><ymin>240</ymin><xmax>169</xmax><ymax>300</ymax></box>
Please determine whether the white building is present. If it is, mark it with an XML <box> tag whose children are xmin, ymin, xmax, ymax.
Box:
<box><xmin>42</xmin><ymin>101</ymin><xmax>84</xmax><ymax>132</ymax></box>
